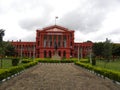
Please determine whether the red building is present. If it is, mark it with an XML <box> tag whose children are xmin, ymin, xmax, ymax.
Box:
<box><xmin>11</xmin><ymin>25</ymin><xmax>93</xmax><ymax>59</ymax></box>
<box><xmin>11</xmin><ymin>40</ymin><xmax>35</xmax><ymax>58</ymax></box>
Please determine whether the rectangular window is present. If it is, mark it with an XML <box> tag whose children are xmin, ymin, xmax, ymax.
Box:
<box><xmin>44</xmin><ymin>40</ymin><xmax>46</xmax><ymax>47</ymax></box>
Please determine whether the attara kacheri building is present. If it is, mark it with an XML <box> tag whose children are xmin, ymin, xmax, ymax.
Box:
<box><xmin>11</xmin><ymin>25</ymin><xmax>93</xmax><ymax>59</ymax></box>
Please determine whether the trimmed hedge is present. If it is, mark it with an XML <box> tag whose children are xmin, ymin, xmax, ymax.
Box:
<box><xmin>36</xmin><ymin>59</ymin><xmax>75</xmax><ymax>63</ymax></box>
<box><xmin>21</xmin><ymin>60</ymin><xmax>32</xmax><ymax>63</ymax></box>
<box><xmin>0</xmin><ymin>61</ymin><xmax>38</xmax><ymax>81</ymax></box>
<box><xmin>80</xmin><ymin>59</ymin><xmax>89</xmax><ymax>63</ymax></box>
<box><xmin>75</xmin><ymin>62</ymin><xmax>120</xmax><ymax>82</ymax></box>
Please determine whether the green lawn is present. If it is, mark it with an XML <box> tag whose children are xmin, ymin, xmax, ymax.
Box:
<box><xmin>96</xmin><ymin>60</ymin><xmax>120</xmax><ymax>72</ymax></box>
<box><xmin>0</xmin><ymin>58</ymin><xmax>12</xmax><ymax>68</ymax></box>
<box><xmin>0</xmin><ymin>58</ymin><xmax>34</xmax><ymax>69</ymax></box>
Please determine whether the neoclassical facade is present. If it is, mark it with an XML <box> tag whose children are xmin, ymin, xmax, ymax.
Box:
<box><xmin>11</xmin><ymin>25</ymin><xmax>93</xmax><ymax>59</ymax></box>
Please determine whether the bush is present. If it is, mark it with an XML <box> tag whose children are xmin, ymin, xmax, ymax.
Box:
<box><xmin>92</xmin><ymin>59</ymin><xmax>96</xmax><ymax>65</ymax></box>
<box><xmin>12</xmin><ymin>58</ymin><xmax>20</xmax><ymax>66</ymax></box>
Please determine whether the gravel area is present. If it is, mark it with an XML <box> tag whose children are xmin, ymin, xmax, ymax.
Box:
<box><xmin>0</xmin><ymin>63</ymin><xmax>120</xmax><ymax>90</ymax></box>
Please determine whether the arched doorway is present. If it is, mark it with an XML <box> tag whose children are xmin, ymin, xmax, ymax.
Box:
<box><xmin>63</xmin><ymin>51</ymin><xmax>66</xmax><ymax>58</ymax></box>
<box><xmin>58</xmin><ymin>51</ymin><xmax>61</xmax><ymax>56</ymax></box>
<box><xmin>49</xmin><ymin>51</ymin><xmax>52</xmax><ymax>58</ymax></box>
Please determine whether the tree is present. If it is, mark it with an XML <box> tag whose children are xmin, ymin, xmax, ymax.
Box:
<box><xmin>0</xmin><ymin>41</ymin><xmax>16</xmax><ymax>57</ymax></box>
<box><xmin>0</xmin><ymin>42</ymin><xmax>6</xmax><ymax>57</ymax></box>
<box><xmin>103</xmin><ymin>38</ymin><xmax>112</xmax><ymax>62</ymax></box>
<box><xmin>4</xmin><ymin>42</ymin><xmax>16</xmax><ymax>57</ymax></box>
<box><xmin>112</xmin><ymin>44</ymin><xmax>120</xmax><ymax>60</ymax></box>
<box><xmin>92</xmin><ymin>42</ymin><xmax>104</xmax><ymax>59</ymax></box>
<box><xmin>0</xmin><ymin>29</ymin><xmax>5</xmax><ymax>68</ymax></box>
<box><xmin>0</xmin><ymin>29</ymin><xmax>5</xmax><ymax>42</ymax></box>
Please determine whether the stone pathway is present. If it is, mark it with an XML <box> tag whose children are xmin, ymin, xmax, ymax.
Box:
<box><xmin>0</xmin><ymin>63</ymin><xmax>120</xmax><ymax>90</ymax></box>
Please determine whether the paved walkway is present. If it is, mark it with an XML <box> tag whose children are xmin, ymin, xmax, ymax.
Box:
<box><xmin>0</xmin><ymin>63</ymin><xmax>120</xmax><ymax>90</ymax></box>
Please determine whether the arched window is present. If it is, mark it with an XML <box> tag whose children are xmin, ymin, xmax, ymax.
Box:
<box><xmin>63</xmin><ymin>51</ymin><xmax>66</xmax><ymax>58</ymax></box>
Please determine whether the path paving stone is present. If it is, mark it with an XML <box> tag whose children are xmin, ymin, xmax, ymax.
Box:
<box><xmin>0</xmin><ymin>63</ymin><xmax>120</xmax><ymax>90</ymax></box>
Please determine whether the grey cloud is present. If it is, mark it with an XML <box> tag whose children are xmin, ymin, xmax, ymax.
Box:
<box><xmin>0</xmin><ymin>0</ymin><xmax>53</xmax><ymax>31</ymax></box>
<box><xmin>19</xmin><ymin>0</ymin><xmax>120</xmax><ymax>33</ymax></box>
<box><xmin>18</xmin><ymin>1</ymin><xmax>53</xmax><ymax>30</ymax></box>
<box><xmin>19</xmin><ymin>17</ymin><xmax>47</xmax><ymax>30</ymax></box>
<box><xmin>58</xmin><ymin>0</ymin><xmax>120</xmax><ymax>34</ymax></box>
<box><xmin>19</xmin><ymin>12</ymin><xmax>52</xmax><ymax>30</ymax></box>
<box><xmin>59</xmin><ymin>9</ymin><xmax>105</xmax><ymax>33</ymax></box>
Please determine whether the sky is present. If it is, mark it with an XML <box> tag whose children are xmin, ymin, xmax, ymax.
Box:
<box><xmin>0</xmin><ymin>0</ymin><xmax>120</xmax><ymax>43</ymax></box>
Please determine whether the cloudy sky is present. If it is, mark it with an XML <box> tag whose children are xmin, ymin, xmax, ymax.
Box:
<box><xmin>0</xmin><ymin>0</ymin><xmax>120</xmax><ymax>43</ymax></box>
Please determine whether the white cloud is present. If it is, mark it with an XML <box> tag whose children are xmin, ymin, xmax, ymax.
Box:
<box><xmin>0</xmin><ymin>0</ymin><xmax>120</xmax><ymax>43</ymax></box>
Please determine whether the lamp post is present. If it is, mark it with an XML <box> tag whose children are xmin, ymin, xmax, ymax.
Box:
<box><xmin>89</xmin><ymin>47</ymin><xmax>92</xmax><ymax>63</ymax></box>
<box><xmin>80</xmin><ymin>47</ymin><xmax>83</xmax><ymax>59</ymax></box>
<box><xmin>78</xmin><ymin>46</ymin><xmax>79</xmax><ymax>62</ymax></box>
<box><xmin>33</xmin><ymin>43</ymin><xmax>35</xmax><ymax>60</ymax></box>
<box><xmin>20</xmin><ymin>40</ymin><xmax>22</xmax><ymax>60</ymax></box>
<box><xmin>29</xmin><ymin>46</ymin><xmax>31</xmax><ymax>58</ymax></box>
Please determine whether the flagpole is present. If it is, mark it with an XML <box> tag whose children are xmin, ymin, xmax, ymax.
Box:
<box><xmin>55</xmin><ymin>18</ymin><xmax>56</xmax><ymax>25</ymax></box>
<box><xmin>55</xmin><ymin>16</ymin><xmax>58</xmax><ymax>25</ymax></box>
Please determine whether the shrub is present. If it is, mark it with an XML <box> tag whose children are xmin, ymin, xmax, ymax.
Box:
<box><xmin>12</xmin><ymin>58</ymin><xmax>20</xmax><ymax>66</ymax></box>
<box><xmin>92</xmin><ymin>59</ymin><xmax>96</xmax><ymax>65</ymax></box>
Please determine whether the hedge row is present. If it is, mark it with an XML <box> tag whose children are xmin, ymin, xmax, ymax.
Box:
<box><xmin>21</xmin><ymin>60</ymin><xmax>32</xmax><ymax>63</ymax></box>
<box><xmin>0</xmin><ymin>61</ymin><xmax>38</xmax><ymax>81</ymax></box>
<box><xmin>75</xmin><ymin>62</ymin><xmax>120</xmax><ymax>82</ymax></box>
<box><xmin>36</xmin><ymin>59</ymin><xmax>75</xmax><ymax>63</ymax></box>
<box><xmin>79</xmin><ymin>59</ymin><xmax>89</xmax><ymax>63</ymax></box>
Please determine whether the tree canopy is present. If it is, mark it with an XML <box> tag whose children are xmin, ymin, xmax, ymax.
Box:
<box><xmin>0</xmin><ymin>41</ymin><xmax>16</xmax><ymax>57</ymax></box>
<box><xmin>103</xmin><ymin>38</ymin><xmax>112</xmax><ymax>62</ymax></box>
<box><xmin>92</xmin><ymin>38</ymin><xmax>120</xmax><ymax>60</ymax></box>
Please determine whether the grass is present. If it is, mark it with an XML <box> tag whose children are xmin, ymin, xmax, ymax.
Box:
<box><xmin>0</xmin><ymin>58</ymin><xmax>32</xmax><ymax>69</ymax></box>
<box><xmin>96</xmin><ymin>60</ymin><xmax>120</xmax><ymax>72</ymax></box>
<box><xmin>0</xmin><ymin>58</ymin><xmax>12</xmax><ymax>68</ymax></box>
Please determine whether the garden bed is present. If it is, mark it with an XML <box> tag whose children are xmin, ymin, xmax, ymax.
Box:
<box><xmin>75</xmin><ymin>61</ymin><xmax>120</xmax><ymax>83</ymax></box>
<box><xmin>0</xmin><ymin>61</ymin><xmax>38</xmax><ymax>81</ymax></box>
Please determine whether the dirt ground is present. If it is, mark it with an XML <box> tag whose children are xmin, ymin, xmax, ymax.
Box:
<box><xmin>0</xmin><ymin>63</ymin><xmax>120</xmax><ymax>90</ymax></box>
